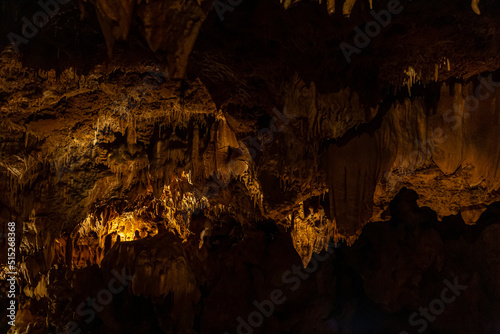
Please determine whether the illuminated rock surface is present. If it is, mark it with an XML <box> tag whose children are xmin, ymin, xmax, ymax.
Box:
<box><xmin>1</xmin><ymin>0</ymin><xmax>500</xmax><ymax>333</ymax></box>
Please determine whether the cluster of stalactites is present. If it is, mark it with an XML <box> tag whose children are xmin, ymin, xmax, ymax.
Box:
<box><xmin>281</xmin><ymin>0</ymin><xmax>481</xmax><ymax>17</ymax></box>
<box><xmin>280</xmin><ymin>0</ymin><xmax>360</xmax><ymax>16</ymax></box>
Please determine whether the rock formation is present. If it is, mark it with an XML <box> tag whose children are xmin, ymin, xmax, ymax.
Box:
<box><xmin>1</xmin><ymin>0</ymin><xmax>500</xmax><ymax>333</ymax></box>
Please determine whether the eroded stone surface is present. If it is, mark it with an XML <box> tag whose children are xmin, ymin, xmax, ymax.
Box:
<box><xmin>1</xmin><ymin>0</ymin><xmax>500</xmax><ymax>332</ymax></box>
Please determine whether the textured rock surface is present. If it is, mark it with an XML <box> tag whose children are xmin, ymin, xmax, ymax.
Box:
<box><xmin>1</xmin><ymin>0</ymin><xmax>500</xmax><ymax>333</ymax></box>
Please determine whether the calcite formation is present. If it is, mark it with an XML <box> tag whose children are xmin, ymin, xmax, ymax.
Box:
<box><xmin>283</xmin><ymin>0</ymin><xmax>481</xmax><ymax>16</ymax></box>
<box><xmin>1</xmin><ymin>0</ymin><xmax>500</xmax><ymax>333</ymax></box>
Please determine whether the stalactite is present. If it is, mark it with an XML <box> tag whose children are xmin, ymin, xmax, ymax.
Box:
<box><xmin>342</xmin><ymin>0</ymin><xmax>357</xmax><ymax>17</ymax></box>
<box><xmin>327</xmin><ymin>0</ymin><xmax>335</xmax><ymax>14</ymax></box>
<box><xmin>472</xmin><ymin>0</ymin><xmax>481</xmax><ymax>15</ymax></box>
